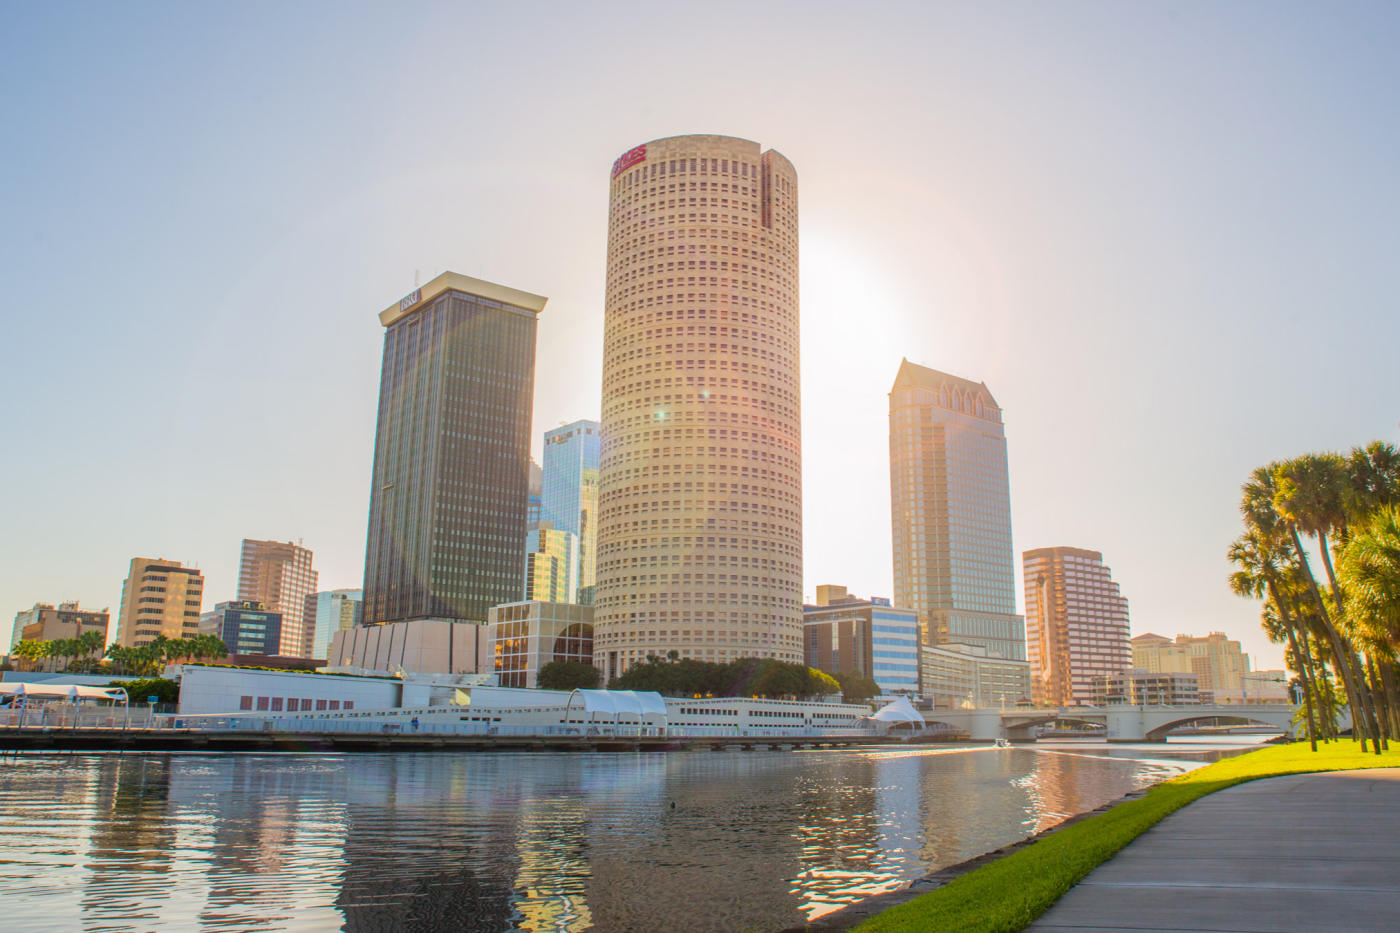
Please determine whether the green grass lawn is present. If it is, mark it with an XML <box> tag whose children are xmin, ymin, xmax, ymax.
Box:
<box><xmin>854</xmin><ymin>740</ymin><xmax>1400</xmax><ymax>933</ymax></box>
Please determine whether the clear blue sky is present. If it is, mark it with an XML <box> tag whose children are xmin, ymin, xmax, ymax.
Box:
<box><xmin>4</xmin><ymin>1</ymin><xmax>1398</xmax><ymax>669</ymax></box>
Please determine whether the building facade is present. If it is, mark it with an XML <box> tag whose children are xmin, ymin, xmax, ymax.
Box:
<box><xmin>1092</xmin><ymin>669</ymin><xmax>1200</xmax><ymax>706</ymax></box>
<box><xmin>114</xmin><ymin>557</ymin><xmax>205</xmax><ymax>647</ymax></box>
<box><xmin>204</xmin><ymin>600</ymin><xmax>283</xmax><ymax>657</ymax></box>
<box><xmin>920</xmin><ymin>643</ymin><xmax>1032</xmax><ymax>709</ymax></box>
<box><xmin>237</xmin><ymin>539</ymin><xmax>318</xmax><ymax>657</ymax></box>
<box><xmin>11</xmin><ymin>602</ymin><xmax>110</xmax><ymax>649</ymax></box>
<box><xmin>305</xmin><ymin>588</ymin><xmax>364</xmax><ymax>661</ymax></box>
<box><xmin>1131</xmin><ymin>632</ymin><xmax>1252</xmax><ymax>694</ymax></box>
<box><xmin>889</xmin><ymin>360</ymin><xmax>1024</xmax><ymax>660</ymax></box>
<box><xmin>541</xmin><ymin>419</ymin><xmax>600</xmax><ymax>605</ymax></box>
<box><xmin>487</xmin><ymin>601</ymin><xmax>595</xmax><ymax>689</ymax></box>
<box><xmin>802</xmin><ymin>585</ymin><xmax>919</xmax><ymax>695</ymax></box>
<box><xmin>523</xmin><ymin>524</ymin><xmax>579</xmax><ymax>604</ymax></box>
<box><xmin>363</xmin><ymin>272</ymin><xmax>546</xmax><ymax>628</ymax></box>
<box><xmin>327</xmin><ymin>619</ymin><xmax>494</xmax><ymax>676</ymax></box>
<box><xmin>1023</xmin><ymin>547</ymin><xmax>1131</xmax><ymax>706</ymax></box>
<box><xmin>594</xmin><ymin>135</ymin><xmax>803</xmax><ymax>680</ymax></box>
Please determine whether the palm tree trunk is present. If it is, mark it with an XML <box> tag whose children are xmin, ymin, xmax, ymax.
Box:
<box><xmin>1270</xmin><ymin>582</ymin><xmax>1318</xmax><ymax>750</ymax></box>
<box><xmin>1382</xmin><ymin>662</ymin><xmax>1400</xmax><ymax>739</ymax></box>
<box><xmin>1366</xmin><ymin>655</ymin><xmax>1391</xmax><ymax>749</ymax></box>
<box><xmin>1318</xmin><ymin>531</ymin><xmax>1388</xmax><ymax>751</ymax></box>
<box><xmin>1288</xmin><ymin>524</ymin><xmax>1377</xmax><ymax>751</ymax></box>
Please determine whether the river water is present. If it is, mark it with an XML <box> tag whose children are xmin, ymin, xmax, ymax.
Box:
<box><xmin>0</xmin><ymin>741</ymin><xmax>1254</xmax><ymax>931</ymax></box>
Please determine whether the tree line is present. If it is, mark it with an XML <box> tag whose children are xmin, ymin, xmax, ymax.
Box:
<box><xmin>1229</xmin><ymin>441</ymin><xmax>1400</xmax><ymax>753</ymax></box>
<box><xmin>9</xmin><ymin>633</ymin><xmax>228</xmax><ymax>677</ymax></box>
<box><xmin>604</xmin><ymin>652</ymin><xmax>845</xmax><ymax>699</ymax></box>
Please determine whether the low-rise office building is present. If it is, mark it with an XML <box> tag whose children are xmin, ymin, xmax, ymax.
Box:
<box><xmin>487</xmin><ymin>601</ymin><xmax>593</xmax><ymax>688</ymax></box>
<box><xmin>920</xmin><ymin>642</ymin><xmax>1032</xmax><ymax>709</ymax></box>
<box><xmin>203</xmin><ymin>601</ymin><xmax>282</xmax><ymax>657</ymax></box>
<box><xmin>11</xmin><ymin>602</ymin><xmax>110</xmax><ymax>649</ymax></box>
<box><xmin>803</xmin><ymin>585</ymin><xmax>919</xmax><ymax>695</ymax></box>
<box><xmin>1092</xmin><ymin>669</ymin><xmax>1200</xmax><ymax>706</ymax></box>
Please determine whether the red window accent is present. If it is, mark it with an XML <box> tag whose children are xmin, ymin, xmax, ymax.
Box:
<box><xmin>256</xmin><ymin>696</ymin><xmax>270</xmax><ymax>711</ymax></box>
<box><xmin>343</xmin><ymin>701</ymin><xmax>354</xmax><ymax>710</ymax></box>
<box><xmin>239</xmin><ymin>696</ymin><xmax>253</xmax><ymax>711</ymax></box>
<box><xmin>271</xmin><ymin>698</ymin><xmax>284</xmax><ymax>711</ymax></box>
<box><xmin>328</xmin><ymin>700</ymin><xmax>340</xmax><ymax>710</ymax></box>
<box><xmin>316</xmin><ymin>699</ymin><xmax>327</xmax><ymax>710</ymax></box>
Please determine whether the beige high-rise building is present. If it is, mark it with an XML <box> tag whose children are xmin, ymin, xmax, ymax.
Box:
<box><xmin>237</xmin><ymin>539</ymin><xmax>318</xmax><ymax>657</ymax></box>
<box><xmin>114</xmin><ymin>557</ymin><xmax>205</xmax><ymax>647</ymax></box>
<box><xmin>1131</xmin><ymin>631</ymin><xmax>1252</xmax><ymax>694</ymax></box>
<box><xmin>1023</xmin><ymin>547</ymin><xmax>1131</xmax><ymax>706</ymax></box>
<box><xmin>594</xmin><ymin>134</ymin><xmax>802</xmax><ymax>680</ymax></box>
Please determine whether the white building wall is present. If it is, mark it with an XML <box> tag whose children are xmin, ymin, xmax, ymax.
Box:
<box><xmin>174</xmin><ymin>665</ymin><xmax>401</xmax><ymax>715</ymax></box>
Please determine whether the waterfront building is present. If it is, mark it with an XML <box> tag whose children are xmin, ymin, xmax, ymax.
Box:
<box><xmin>486</xmin><ymin>600</ymin><xmax>594</xmax><ymax>689</ymax></box>
<box><xmin>1131</xmin><ymin>631</ymin><xmax>1251</xmax><ymax>694</ymax></box>
<box><xmin>326</xmin><ymin>619</ymin><xmax>494</xmax><ymax>676</ymax></box>
<box><xmin>1023</xmin><ymin>547</ymin><xmax>1131</xmax><ymax>706</ymax></box>
<box><xmin>305</xmin><ymin>588</ymin><xmax>364</xmax><ymax>661</ymax></box>
<box><xmin>204</xmin><ymin>600</ymin><xmax>283</xmax><ymax>657</ymax></box>
<box><xmin>363</xmin><ymin>272</ymin><xmax>546</xmax><ymax>630</ymax></box>
<box><xmin>541</xmin><ymin>419</ymin><xmax>600</xmax><ymax>605</ymax></box>
<box><xmin>889</xmin><ymin>361</ymin><xmax>1025</xmax><ymax>660</ymax></box>
<box><xmin>1092</xmin><ymin>669</ymin><xmax>1200</xmax><ymax>706</ymax></box>
<box><xmin>237</xmin><ymin>539</ymin><xmax>318</xmax><ymax>657</ymax></box>
<box><xmin>802</xmin><ymin>585</ymin><xmax>919</xmax><ymax>695</ymax></box>
<box><xmin>11</xmin><ymin>602</ymin><xmax>109</xmax><ymax>649</ymax></box>
<box><xmin>594</xmin><ymin>135</ymin><xmax>803</xmax><ymax>680</ymax></box>
<box><xmin>114</xmin><ymin>557</ymin><xmax>205</xmax><ymax>648</ymax></box>
<box><xmin>523</xmin><ymin>524</ymin><xmax>579</xmax><ymax>604</ymax></box>
<box><xmin>919</xmin><ymin>643</ymin><xmax>1032</xmax><ymax>709</ymax></box>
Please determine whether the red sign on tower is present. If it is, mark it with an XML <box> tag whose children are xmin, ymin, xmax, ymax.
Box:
<box><xmin>611</xmin><ymin>145</ymin><xmax>647</xmax><ymax>178</ymax></box>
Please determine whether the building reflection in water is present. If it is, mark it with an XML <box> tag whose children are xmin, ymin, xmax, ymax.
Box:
<box><xmin>0</xmin><ymin>745</ymin><xmax>1203</xmax><ymax>932</ymax></box>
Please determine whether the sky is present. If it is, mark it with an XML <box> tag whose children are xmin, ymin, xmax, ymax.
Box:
<box><xmin>3</xmin><ymin>1</ymin><xmax>1398</xmax><ymax>670</ymax></box>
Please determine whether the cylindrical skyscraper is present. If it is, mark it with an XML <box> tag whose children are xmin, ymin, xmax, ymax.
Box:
<box><xmin>594</xmin><ymin>135</ymin><xmax>801</xmax><ymax>680</ymax></box>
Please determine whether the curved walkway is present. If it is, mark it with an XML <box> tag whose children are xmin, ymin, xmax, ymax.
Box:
<box><xmin>1029</xmin><ymin>767</ymin><xmax>1400</xmax><ymax>932</ymax></box>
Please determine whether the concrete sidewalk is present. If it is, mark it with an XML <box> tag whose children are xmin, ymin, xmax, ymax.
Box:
<box><xmin>1029</xmin><ymin>767</ymin><xmax>1400</xmax><ymax>933</ymax></box>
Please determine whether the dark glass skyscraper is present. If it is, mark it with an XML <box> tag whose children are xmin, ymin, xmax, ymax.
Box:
<box><xmin>363</xmin><ymin>273</ymin><xmax>547</xmax><ymax>625</ymax></box>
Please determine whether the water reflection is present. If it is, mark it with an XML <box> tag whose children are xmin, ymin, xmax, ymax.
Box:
<box><xmin>0</xmin><ymin>743</ymin><xmax>1247</xmax><ymax>932</ymax></box>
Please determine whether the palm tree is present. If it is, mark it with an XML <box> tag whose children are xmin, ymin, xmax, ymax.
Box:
<box><xmin>1268</xmin><ymin>457</ymin><xmax>1384</xmax><ymax>752</ymax></box>
<box><xmin>1229</xmin><ymin>529</ymin><xmax>1319</xmax><ymax>749</ymax></box>
<box><xmin>1340</xmin><ymin>505</ymin><xmax>1400</xmax><ymax>734</ymax></box>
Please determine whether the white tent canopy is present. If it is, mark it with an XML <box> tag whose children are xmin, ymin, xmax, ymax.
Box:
<box><xmin>565</xmin><ymin>689</ymin><xmax>668</xmax><ymax>724</ymax></box>
<box><xmin>869</xmin><ymin>695</ymin><xmax>923</xmax><ymax>724</ymax></box>
<box><xmin>0</xmin><ymin>683</ymin><xmax>128</xmax><ymax>703</ymax></box>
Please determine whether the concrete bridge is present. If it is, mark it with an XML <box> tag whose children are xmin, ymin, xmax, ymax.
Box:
<box><xmin>921</xmin><ymin>704</ymin><xmax>1298</xmax><ymax>742</ymax></box>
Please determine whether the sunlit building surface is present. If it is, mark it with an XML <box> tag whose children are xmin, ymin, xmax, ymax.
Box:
<box><xmin>889</xmin><ymin>360</ymin><xmax>1024</xmax><ymax>660</ymax></box>
<box><xmin>363</xmin><ymin>272</ymin><xmax>546</xmax><ymax>628</ymax></box>
<box><xmin>594</xmin><ymin>135</ymin><xmax>802</xmax><ymax>679</ymax></box>
<box><xmin>1023</xmin><ymin>547</ymin><xmax>1131</xmax><ymax>706</ymax></box>
<box><xmin>237</xmin><ymin>539</ymin><xmax>318</xmax><ymax>657</ymax></box>
<box><xmin>114</xmin><ymin>557</ymin><xmax>204</xmax><ymax>647</ymax></box>
<box><xmin>1131</xmin><ymin>631</ymin><xmax>1251</xmax><ymax>694</ymax></box>
<box><xmin>305</xmin><ymin>588</ymin><xmax>363</xmax><ymax>661</ymax></box>
<box><xmin>920</xmin><ymin>643</ymin><xmax>1032</xmax><ymax>709</ymax></box>
<box><xmin>541</xmin><ymin>419</ymin><xmax>600</xmax><ymax>605</ymax></box>
<box><xmin>11</xmin><ymin>601</ymin><xmax>109</xmax><ymax>649</ymax></box>
<box><xmin>803</xmin><ymin>585</ymin><xmax>919</xmax><ymax>694</ymax></box>
<box><xmin>488</xmin><ymin>601</ymin><xmax>594</xmax><ymax>688</ymax></box>
<box><xmin>523</xmin><ymin>524</ymin><xmax>579</xmax><ymax>604</ymax></box>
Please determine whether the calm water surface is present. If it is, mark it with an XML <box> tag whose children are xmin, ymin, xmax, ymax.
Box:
<box><xmin>0</xmin><ymin>742</ymin><xmax>1253</xmax><ymax>931</ymax></box>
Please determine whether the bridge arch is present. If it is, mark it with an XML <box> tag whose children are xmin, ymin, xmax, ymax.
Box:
<box><xmin>1143</xmin><ymin>711</ymin><xmax>1292</xmax><ymax>742</ymax></box>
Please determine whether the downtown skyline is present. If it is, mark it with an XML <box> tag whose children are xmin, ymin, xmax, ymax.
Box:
<box><xmin>6</xmin><ymin>3</ymin><xmax>1400</xmax><ymax>671</ymax></box>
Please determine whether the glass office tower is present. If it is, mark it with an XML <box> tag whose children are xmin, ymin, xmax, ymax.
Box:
<box><xmin>540</xmin><ymin>420</ymin><xmax>600</xmax><ymax>605</ymax></box>
<box><xmin>889</xmin><ymin>360</ymin><xmax>1025</xmax><ymax>660</ymax></box>
<box><xmin>363</xmin><ymin>272</ymin><xmax>546</xmax><ymax>625</ymax></box>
